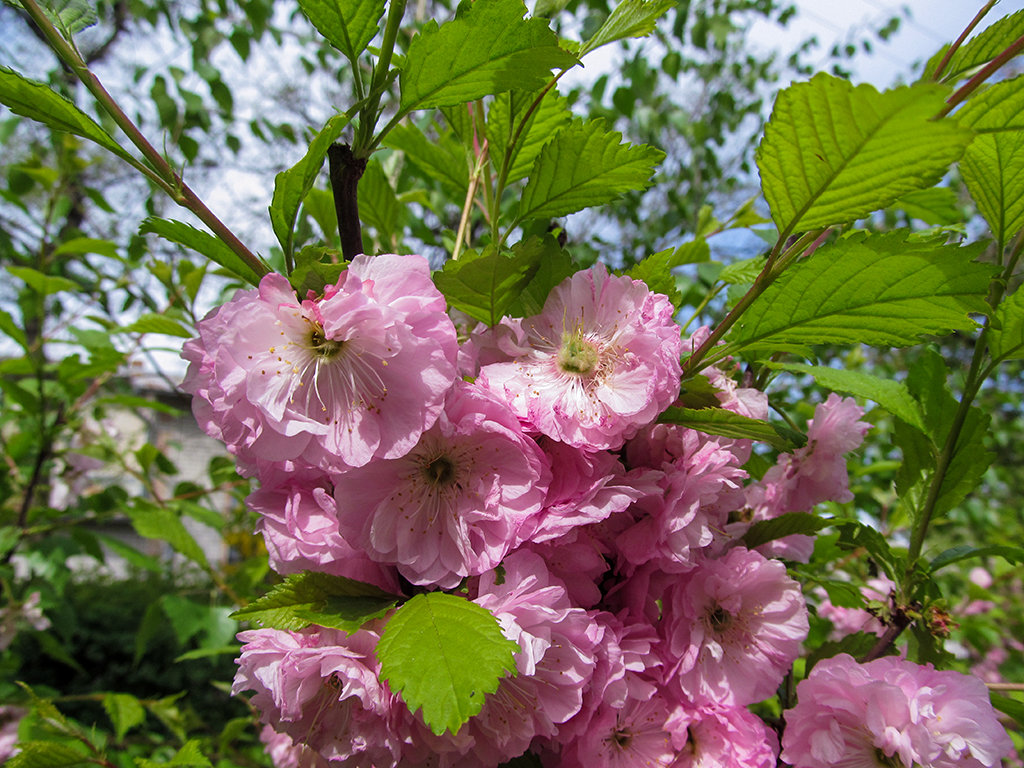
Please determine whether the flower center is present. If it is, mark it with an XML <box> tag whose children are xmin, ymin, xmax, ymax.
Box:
<box><xmin>423</xmin><ymin>455</ymin><xmax>457</xmax><ymax>487</ymax></box>
<box><xmin>611</xmin><ymin>727</ymin><xmax>633</xmax><ymax>749</ymax></box>
<box><xmin>557</xmin><ymin>334</ymin><xmax>599</xmax><ymax>376</ymax></box>
<box><xmin>707</xmin><ymin>605</ymin><xmax>732</xmax><ymax>632</ymax></box>
<box><xmin>309</xmin><ymin>325</ymin><xmax>345</xmax><ymax>360</ymax></box>
<box><xmin>874</xmin><ymin>748</ymin><xmax>902</xmax><ymax>768</ymax></box>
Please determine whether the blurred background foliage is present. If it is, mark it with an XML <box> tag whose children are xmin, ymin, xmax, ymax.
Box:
<box><xmin>2</xmin><ymin>0</ymin><xmax>1022</xmax><ymax>763</ymax></box>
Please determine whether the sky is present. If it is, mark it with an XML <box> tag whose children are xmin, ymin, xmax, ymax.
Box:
<box><xmin>757</xmin><ymin>0</ymin><xmax>1024</xmax><ymax>86</ymax></box>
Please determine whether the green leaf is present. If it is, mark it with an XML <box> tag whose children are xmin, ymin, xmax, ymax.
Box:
<box><xmin>504</xmin><ymin>244</ymin><xmax>576</xmax><ymax>318</ymax></box>
<box><xmin>929</xmin><ymin>544</ymin><xmax>1024</xmax><ymax>572</ymax></box>
<box><xmin>518</xmin><ymin>118</ymin><xmax>664</xmax><ymax>222</ymax></box>
<box><xmin>297</xmin><ymin>0</ymin><xmax>385</xmax><ymax>63</ymax></box>
<box><xmin>125</xmin><ymin>500</ymin><xmax>209</xmax><ymax>569</ymax></box>
<box><xmin>384</xmin><ymin>121</ymin><xmax>469</xmax><ymax>197</ymax></box>
<box><xmin>359</xmin><ymin>159</ymin><xmax>403</xmax><ymax>243</ymax></box>
<box><xmin>990</xmin><ymin>286</ymin><xmax>1024</xmax><ymax>361</ymax></box>
<box><xmin>956</xmin><ymin>74</ymin><xmax>1024</xmax><ymax>133</ymax></box>
<box><xmin>7</xmin><ymin>741</ymin><xmax>90</xmax><ymax>768</ymax></box>
<box><xmin>52</xmin><ymin>236</ymin><xmax>118</xmax><ymax>259</ymax></box>
<box><xmin>938</xmin><ymin>10</ymin><xmax>1024</xmax><ymax>82</ymax></box>
<box><xmin>627</xmin><ymin>238</ymin><xmax>708</xmax><ymax>308</ymax></box>
<box><xmin>7</xmin><ymin>265</ymin><xmax>78</xmax><ymax>295</ymax></box>
<box><xmin>102</xmin><ymin>692</ymin><xmax>146</xmax><ymax>742</ymax></box>
<box><xmin>376</xmin><ymin>592</ymin><xmax>518</xmax><ymax>735</ymax></box>
<box><xmin>289</xmin><ymin>246</ymin><xmax>347</xmax><ymax>294</ymax></box>
<box><xmin>0</xmin><ymin>66</ymin><xmax>132</xmax><ymax>163</ymax></box>
<box><xmin>434</xmin><ymin>237</ymin><xmax>550</xmax><ymax>326</ymax></box>
<box><xmin>805</xmin><ymin>632</ymin><xmax>882</xmax><ymax>673</ymax></box>
<box><xmin>729</xmin><ymin>232</ymin><xmax>992</xmax><ymax>352</ymax></box>
<box><xmin>270</xmin><ymin>113</ymin><xmax>350</xmax><ymax>257</ymax></box>
<box><xmin>230</xmin><ymin>571</ymin><xmax>400</xmax><ymax>632</ymax></box>
<box><xmin>140</xmin><ymin>218</ymin><xmax>263</xmax><ymax>287</ymax></box>
<box><xmin>960</xmin><ymin>130</ymin><xmax>1024</xmax><ymax>244</ymax></box>
<box><xmin>399</xmin><ymin>0</ymin><xmax>577</xmax><ymax>112</ymax></box>
<box><xmin>16</xmin><ymin>0</ymin><xmax>97</xmax><ymax>34</ymax></box>
<box><xmin>835</xmin><ymin>520</ymin><xmax>904</xmax><ymax>583</ymax></box>
<box><xmin>487</xmin><ymin>88</ymin><xmax>572</xmax><ymax>185</ymax></box>
<box><xmin>991</xmin><ymin>693</ymin><xmax>1024</xmax><ymax>730</ymax></box>
<box><xmin>657</xmin><ymin>407</ymin><xmax>802</xmax><ymax>451</ymax></box>
<box><xmin>120</xmin><ymin>313</ymin><xmax>192</xmax><ymax>338</ymax></box>
<box><xmin>741</xmin><ymin>512</ymin><xmax>833</xmax><ymax>550</ymax></box>
<box><xmin>136</xmin><ymin>740</ymin><xmax>212</xmax><ymax>768</ymax></box>
<box><xmin>578</xmin><ymin>0</ymin><xmax>675</xmax><ymax>56</ymax></box>
<box><xmin>766</xmin><ymin>362</ymin><xmax>927</xmax><ymax>433</ymax></box>
<box><xmin>756</xmin><ymin>74</ymin><xmax>972</xmax><ymax>238</ymax></box>
<box><xmin>892</xmin><ymin>187</ymin><xmax>961</xmax><ymax>226</ymax></box>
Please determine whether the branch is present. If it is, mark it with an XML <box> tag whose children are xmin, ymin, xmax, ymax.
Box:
<box><xmin>328</xmin><ymin>143</ymin><xmax>366</xmax><ymax>260</ymax></box>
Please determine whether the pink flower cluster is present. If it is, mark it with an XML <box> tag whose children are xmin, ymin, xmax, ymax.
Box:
<box><xmin>182</xmin><ymin>254</ymin><xmax>1009</xmax><ymax>767</ymax></box>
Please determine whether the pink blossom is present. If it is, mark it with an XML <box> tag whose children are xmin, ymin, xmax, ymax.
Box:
<box><xmin>334</xmin><ymin>381</ymin><xmax>551</xmax><ymax>588</ymax></box>
<box><xmin>559</xmin><ymin>693</ymin><xmax>680</xmax><ymax>768</ymax></box>
<box><xmin>233</xmin><ymin>625</ymin><xmax>405</xmax><ymax>768</ymax></box>
<box><xmin>181</xmin><ymin>253</ymin><xmax>458</xmax><ymax>474</ymax></box>
<box><xmin>782</xmin><ymin>654</ymin><xmax>1013</xmax><ymax>768</ymax></box>
<box><xmin>478</xmin><ymin>264</ymin><xmax>682</xmax><ymax>450</ymax></box>
<box><xmin>0</xmin><ymin>706</ymin><xmax>25</xmax><ymax>763</ymax></box>
<box><xmin>247</xmin><ymin>466</ymin><xmax>400</xmax><ymax>593</ymax></box>
<box><xmin>663</xmin><ymin>546</ymin><xmax>808</xmax><ymax>706</ymax></box>
<box><xmin>259</xmin><ymin>725</ymin><xmax>332</xmax><ymax>768</ymax></box>
<box><xmin>666</xmin><ymin>703</ymin><xmax>778</xmax><ymax>768</ymax></box>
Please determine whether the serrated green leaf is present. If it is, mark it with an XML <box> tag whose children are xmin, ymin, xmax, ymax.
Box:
<box><xmin>805</xmin><ymin>631</ymin><xmax>881</xmax><ymax>673</ymax></box>
<box><xmin>579</xmin><ymin>0</ymin><xmax>674</xmax><ymax>56</ymax></box>
<box><xmin>7</xmin><ymin>265</ymin><xmax>79</xmax><ymax>295</ymax></box>
<box><xmin>729</xmin><ymin>232</ymin><xmax>992</xmax><ymax>351</ymax></box>
<box><xmin>0</xmin><ymin>67</ymin><xmax>132</xmax><ymax>164</ymax></box>
<box><xmin>230</xmin><ymin>571</ymin><xmax>400</xmax><ymax>632</ymax></box>
<box><xmin>504</xmin><ymin>244</ymin><xmax>575</xmax><ymax>318</ymax></box>
<box><xmin>399</xmin><ymin>0</ymin><xmax>577</xmax><ymax>112</ymax></box>
<box><xmin>7</xmin><ymin>741</ymin><xmax>90</xmax><ymax>768</ymax></box>
<box><xmin>140</xmin><ymin>218</ymin><xmax>264</xmax><ymax>287</ymax></box>
<box><xmin>957</xmin><ymin>74</ymin><xmax>1024</xmax><ymax>133</ymax></box>
<box><xmin>298</xmin><ymin>0</ymin><xmax>385</xmax><ymax>63</ymax></box>
<box><xmin>103</xmin><ymin>692</ymin><xmax>146</xmax><ymax>742</ymax></box>
<box><xmin>929</xmin><ymin>544</ymin><xmax>1024</xmax><ymax>572</ymax></box>
<box><xmin>718</xmin><ymin>255</ymin><xmax>766</xmax><ymax>286</ymax></box>
<box><xmin>136</xmin><ymin>739</ymin><xmax>212</xmax><ymax>768</ymax></box>
<box><xmin>960</xmin><ymin>130</ymin><xmax>1024</xmax><ymax>244</ymax></box>
<box><xmin>835</xmin><ymin>521</ymin><xmax>903</xmax><ymax>582</ymax></box>
<box><xmin>359</xmin><ymin>159</ymin><xmax>403</xmax><ymax>244</ymax></box>
<box><xmin>126</xmin><ymin>500</ymin><xmax>209</xmax><ymax>569</ymax></box>
<box><xmin>384</xmin><ymin>121</ymin><xmax>469</xmax><ymax>196</ymax></box>
<box><xmin>488</xmin><ymin>88</ymin><xmax>572</xmax><ymax>185</ymax></box>
<box><xmin>756</xmin><ymin>74</ymin><xmax>972</xmax><ymax>238</ymax></box>
<box><xmin>289</xmin><ymin>246</ymin><xmax>347</xmax><ymax>294</ymax></box>
<box><xmin>658</xmin><ymin>407</ymin><xmax>801</xmax><ymax>451</ymax></box>
<box><xmin>145</xmin><ymin>694</ymin><xmax>187</xmax><ymax>743</ymax></box>
<box><xmin>892</xmin><ymin>187</ymin><xmax>961</xmax><ymax>226</ymax></box>
<box><xmin>434</xmin><ymin>238</ymin><xmax>549</xmax><ymax>325</ymax></box>
<box><xmin>121</xmin><ymin>313</ymin><xmax>192</xmax><ymax>338</ymax></box>
<box><xmin>270</xmin><ymin>113</ymin><xmax>350</xmax><ymax>258</ymax></box>
<box><xmin>627</xmin><ymin>238</ymin><xmax>707</xmax><ymax>307</ymax></box>
<box><xmin>990</xmin><ymin>286</ymin><xmax>1024</xmax><ymax>361</ymax></box>
<box><xmin>377</xmin><ymin>592</ymin><xmax>517</xmax><ymax>735</ymax></box>
<box><xmin>938</xmin><ymin>10</ymin><xmax>1024</xmax><ymax>83</ymax></box>
<box><xmin>518</xmin><ymin>118</ymin><xmax>663</xmax><ymax>222</ymax></box>
<box><xmin>741</xmin><ymin>512</ymin><xmax>833</xmax><ymax>550</ymax></box>
<box><xmin>766</xmin><ymin>362</ymin><xmax>926</xmax><ymax>433</ymax></box>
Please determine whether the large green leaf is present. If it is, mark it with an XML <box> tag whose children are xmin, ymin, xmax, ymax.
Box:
<box><xmin>517</xmin><ymin>118</ymin><xmax>664</xmax><ymax>222</ymax></box>
<box><xmin>399</xmin><ymin>0</ymin><xmax>577</xmax><ymax>113</ymax></box>
<box><xmin>937</xmin><ymin>9</ymin><xmax>1024</xmax><ymax>82</ymax></box>
<box><xmin>297</xmin><ymin>0</ymin><xmax>385</xmax><ymax>63</ymax></box>
<box><xmin>957</xmin><ymin>74</ymin><xmax>1024</xmax><ymax>133</ymax></box>
<box><xmin>962</xmin><ymin>137</ymin><xmax>1024</xmax><ymax>244</ymax></box>
<box><xmin>384</xmin><ymin>121</ymin><xmax>468</xmax><ymax>196</ymax></box>
<box><xmin>102</xmin><ymin>692</ymin><xmax>146</xmax><ymax>742</ymax></box>
<box><xmin>626</xmin><ymin>238</ymin><xmax>708</xmax><ymax>308</ymax></box>
<box><xmin>578</xmin><ymin>0</ymin><xmax>675</xmax><ymax>56</ymax></box>
<box><xmin>766</xmin><ymin>362</ymin><xmax>927</xmax><ymax>433</ymax></box>
<box><xmin>0</xmin><ymin>66</ymin><xmax>134</xmax><ymax>165</ymax></box>
<box><xmin>756</xmin><ymin>74</ymin><xmax>972</xmax><ymax>238</ymax></box>
<box><xmin>231</xmin><ymin>571</ymin><xmax>400</xmax><ymax>632</ymax></box>
<box><xmin>741</xmin><ymin>512</ymin><xmax>833</xmax><ymax>550</ymax></box>
<box><xmin>434</xmin><ymin>237</ymin><xmax>551</xmax><ymax>325</ymax></box>
<box><xmin>658</xmin><ymin>407</ymin><xmax>801</xmax><ymax>451</ymax></box>
<box><xmin>7</xmin><ymin>741</ymin><xmax>90</xmax><ymax>768</ymax></box>
<box><xmin>7</xmin><ymin>265</ymin><xmax>79</xmax><ymax>295</ymax></box>
<box><xmin>729</xmin><ymin>232</ymin><xmax>992</xmax><ymax>352</ymax></box>
<box><xmin>990</xmin><ymin>286</ymin><xmax>1024</xmax><ymax>362</ymax></box>
<box><xmin>487</xmin><ymin>88</ymin><xmax>572</xmax><ymax>185</ymax></box>
<box><xmin>269</xmin><ymin>113</ymin><xmax>350</xmax><ymax>257</ymax></box>
<box><xmin>376</xmin><ymin>592</ymin><xmax>518</xmax><ymax>735</ymax></box>
<box><xmin>125</xmin><ymin>500</ymin><xmax>209</xmax><ymax>570</ymax></box>
<box><xmin>140</xmin><ymin>218</ymin><xmax>264</xmax><ymax>286</ymax></box>
<box><xmin>7</xmin><ymin>0</ymin><xmax>96</xmax><ymax>36</ymax></box>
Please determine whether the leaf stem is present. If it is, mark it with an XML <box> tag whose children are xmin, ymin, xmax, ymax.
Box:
<box><xmin>19</xmin><ymin>0</ymin><xmax>269</xmax><ymax>280</ymax></box>
<box><xmin>931</xmin><ymin>0</ymin><xmax>997</xmax><ymax>82</ymax></box>
<box><xmin>680</xmin><ymin>230</ymin><xmax>823</xmax><ymax>377</ymax></box>
<box><xmin>354</xmin><ymin>0</ymin><xmax>407</xmax><ymax>155</ymax></box>
<box><xmin>935</xmin><ymin>31</ymin><xmax>1024</xmax><ymax>119</ymax></box>
<box><xmin>452</xmin><ymin>139</ymin><xmax>489</xmax><ymax>261</ymax></box>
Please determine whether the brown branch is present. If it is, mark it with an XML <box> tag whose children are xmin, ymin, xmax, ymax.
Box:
<box><xmin>328</xmin><ymin>143</ymin><xmax>366</xmax><ymax>260</ymax></box>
